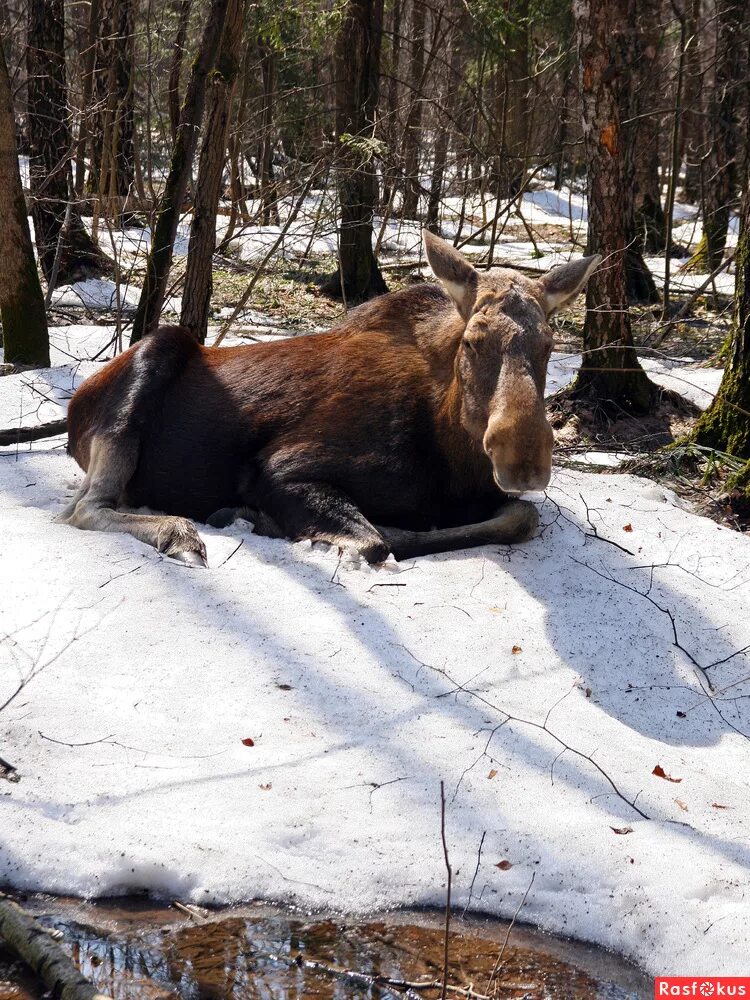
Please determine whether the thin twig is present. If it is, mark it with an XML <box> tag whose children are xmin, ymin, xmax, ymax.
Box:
<box><xmin>461</xmin><ymin>830</ymin><xmax>486</xmax><ymax>918</ymax></box>
<box><xmin>440</xmin><ymin>780</ymin><xmax>451</xmax><ymax>1000</ymax></box>
<box><xmin>487</xmin><ymin>871</ymin><xmax>536</xmax><ymax>991</ymax></box>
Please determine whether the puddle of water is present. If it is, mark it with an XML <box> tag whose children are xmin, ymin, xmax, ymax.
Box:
<box><xmin>0</xmin><ymin>898</ymin><xmax>651</xmax><ymax>1000</ymax></box>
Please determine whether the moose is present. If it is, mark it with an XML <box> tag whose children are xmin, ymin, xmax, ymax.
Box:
<box><xmin>61</xmin><ymin>233</ymin><xmax>601</xmax><ymax>564</ymax></box>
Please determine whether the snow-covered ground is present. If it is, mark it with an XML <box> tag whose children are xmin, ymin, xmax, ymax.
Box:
<box><xmin>1</xmin><ymin>324</ymin><xmax>749</xmax><ymax>980</ymax></box>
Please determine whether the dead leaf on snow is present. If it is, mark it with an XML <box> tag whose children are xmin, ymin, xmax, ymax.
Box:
<box><xmin>675</xmin><ymin>799</ymin><xmax>688</xmax><ymax>812</ymax></box>
<box><xmin>488</xmin><ymin>769</ymin><xmax>498</xmax><ymax>779</ymax></box>
<box><xmin>611</xmin><ymin>827</ymin><xmax>634</xmax><ymax>835</ymax></box>
<box><xmin>495</xmin><ymin>860</ymin><xmax>513</xmax><ymax>870</ymax></box>
<box><xmin>511</xmin><ymin>645</ymin><xmax>522</xmax><ymax>654</ymax></box>
<box><xmin>653</xmin><ymin>764</ymin><xmax>682</xmax><ymax>783</ymax></box>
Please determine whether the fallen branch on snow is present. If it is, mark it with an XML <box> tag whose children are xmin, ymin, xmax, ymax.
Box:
<box><xmin>0</xmin><ymin>894</ymin><xmax>112</xmax><ymax>1000</ymax></box>
<box><xmin>0</xmin><ymin>419</ymin><xmax>68</xmax><ymax>446</ymax></box>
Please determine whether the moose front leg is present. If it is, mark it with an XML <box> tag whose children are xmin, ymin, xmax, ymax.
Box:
<box><xmin>253</xmin><ymin>480</ymin><xmax>391</xmax><ymax>564</ymax></box>
<box><xmin>377</xmin><ymin>499</ymin><xmax>539</xmax><ymax>560</ymax></box>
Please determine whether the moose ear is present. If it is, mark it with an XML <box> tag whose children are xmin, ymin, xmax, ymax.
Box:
<box><xmin>423</xmin><ymin>229</ymin><xmax>478</xmax><ymax>321</ymax></box>
<box><xmin>537</xmin><ymin>254</ymin><xmax>602</xmax><ymax>317</ymax></box>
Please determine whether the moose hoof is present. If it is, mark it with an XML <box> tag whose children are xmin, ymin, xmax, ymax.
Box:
<box><xmin>496</xmin><ymin>499</ymin><xmax>539</xmax><ymax>542</ymax></box>
<box><xmin>358</xmin><ymin>538</ymin><xmax>392</xmax><ymax>565</ymax></box>
<box><xmin>206</xmin><ymin>507</ymin><xmax>238</xmax><ymax>528</ymax></box>
<box><xmin>171</xmin><ymin>548</ymin><xmax>208</xmax><ymax>568</ymax></box>
<box><xmin>157</xmin><ymin>517</ymin><xmax>208</xmax><ymax>567</ymax></box>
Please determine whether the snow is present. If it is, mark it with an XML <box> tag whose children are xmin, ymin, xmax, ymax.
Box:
<box><xmin>50</xmin><ymin>279</ymin><xmax>141</xmax><ymax>312</ymax></box>
<box><xmin>1</xmin><ymin>326</ymin><xmax>748</xmax><ymax>979</ymax></box>
<box><xmin>548</xmin><ymin>351</ymin><xmax>723</xmax><ymax>412</ymax></box>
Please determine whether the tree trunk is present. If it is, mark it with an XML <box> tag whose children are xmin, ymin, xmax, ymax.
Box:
<box><xmin>74</xmin><ymin>0</ymin><xmax>102</xmax><ymax>201</ymax></box>
<box><xmin>680</xmin><ymin>0</ymin><xmax>704</xmax><ymax>204</ymax></box>
<box><xmin>168</xmin><ymin>0</ymin><xmax>193</xmax><ymax>142</ymax></box>
<box><xmin>90</xmin><ymin>0</ymin><xmax>136</xmax><ymax>224</ymax></box>
<box><xmin>381</xmin><ymin>0</ymin><xmax>402</xmax><ymax>208</ymax></box>
<box><xmin>322</xmin><ymin>0</ymin><xmax>387</xmax><ymax>302</ymax></box>
<box><xmin>693</xmin><ymin>190</ymin><xmax>750</xmax><ymax>461</ymax></box>
<box><xmin>493</xmin><ymin>0</ymin><xmax>529</xmax><ymax>200</ymax></box>
<box><xmin>225</xmin><ymin>46</ymin><xmax>254</xmax><ymax>241</ymax></box>
<box><xmin>0</xmin><ymin>35</ymin><xmax>49</xmax><ymax>367</ymax></box>
<box><xmin>0</xmin><ymin>897</ymin><xmax>112</xmax><ymax>1000</ymax></box>
<box><xmin>618</xmin><ymin>0</ymin><xmax>659</xmax><ymax>303</ymax></box>
<box><xmin>130</xmin><ymin>0</ymin><xmax>232</xmax><ymax>343</ymax></box>
<box><xmin>401</xmin><ymin>0</ymin><xmax>426</xmax><ymax>219</ymax></box>
<box><xmin>257</xmin><ymin>39</ymin><xmax>279</xmax><ymax>226</ymax></box>
<box><xmin>684</xmin><ymin>0</ymin><xmax>744</xmax><ymax>273</ymax></box>
<box><xmin>630</xmin><ymin>0</ymin><xmax>666</xmax><ymax>255</ymax></box>
<box><xmin>27</xmin><ymin>0</ymin><xmax>109</xmax><ymax>286</ymax></box>
<box><xmin>181</xmin><ymin>0</ymin><xmax>244</xmax><ymax>341</ymax></box>
<box><xmin>573</xmin><ymin>0</ymin><xmax>657</xmax><ymax>413</ymax></box>
<box><xmin>426</xmin><ymin>11</ymin><xmax>461</xmax><ymax>233</ymax></box>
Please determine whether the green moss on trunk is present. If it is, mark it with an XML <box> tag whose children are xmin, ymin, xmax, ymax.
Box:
<box><xmin>693</xmin><ymin>191</ymin><xmax>750</xmax><ymax>460</ymax></box>
<box><xmin>693</xmin><ymin>362</ymin><xmax>750</xmax><ymax>459</ymax></box>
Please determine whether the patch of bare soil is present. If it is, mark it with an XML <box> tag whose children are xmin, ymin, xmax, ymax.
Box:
<box><xmin>548</xmin><ymin>387</ymin><xmax>748</xmax><ymax>533</ymax></box>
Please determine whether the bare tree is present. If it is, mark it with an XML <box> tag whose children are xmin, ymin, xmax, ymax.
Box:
<box><xmin>168</xmin><ymin>0</ymin><xmax>193</xmax><ymax>141</ymax></box>
<box><xmin>90</xmin><ymin>0</ymin><xmax>136</xmax><ymax>224</ymax></box>
<box><xmin>684</xmin><ymin>0</ymin><xmax>744</xmax><ymax>272</ymax></box>
<box><xmin>130</xmin><ymin>0</ymin><xmax>232</xmax><ymax>343</ymax></box>
<box><xmin>493</xmin><ymin>0</ymin><xmax>530</xmax><ymax>200</ymax></box>
<box><xmin>323</xmin><ymin>0</ymin><xmax>387</xmax><ymax>302</ymax></box>
<box><xmin>401</xmin><ymin>0</ymin><xmax>426</xmax><ymax>219</ymax></box>
<box><xmin>181</xmin><ymin>0</ymin><xmax>245</xmax><ymax>340</ymax></box>
<box><xmin>27</xmin><ymin>0</ymin><xmax>108</xmax><ymax>286</ymax></box>
<box><xmin>0</xmin><ymin>32</ymin><xmax>48</xmax><ymax>366</ymax></box>
<box><xmin>693</xmin><ymin>188</ymin><xmax>750</xmax><ymax>468</ymax></box>
<box><xmin>573</xmin><ymin>0</ymin><xmax>657</xmax><ymax>412</ymax></box>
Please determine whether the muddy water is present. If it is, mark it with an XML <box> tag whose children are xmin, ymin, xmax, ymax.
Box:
<box><xmin>0</xmin><ymin>898</ymin><xmax>650</xmax><ymax>1000</ymax></box>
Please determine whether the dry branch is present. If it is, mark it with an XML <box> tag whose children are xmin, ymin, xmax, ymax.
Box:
<box><xmin>0</xmin><ymin>895</ymin><xmax>112</xmax><ymax>1000</ymax></box>
<box><xmin>0</xmin><ymin>419</ymin><xmax>67</xmax><ymax>446</ymax></box>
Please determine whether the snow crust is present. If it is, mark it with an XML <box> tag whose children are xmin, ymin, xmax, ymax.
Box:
<box><xmin>1</xmin><ymin>328</ymin><xmax>748</xmax><ymax>978</ymax></box>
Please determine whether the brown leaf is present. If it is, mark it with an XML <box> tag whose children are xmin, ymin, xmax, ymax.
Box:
<box><xmin>511</xmin><ymin>645</ymin><xmax>522</xmax><ymax>654</ymax></box>
<box><xmin>585</xmin><ymin>688</ymin><xmax>592</xmax><ymax>698</ymax></box>
<box><xmin>711</xmin><ymin>802</ymin><xmax>730</xmax><ymax>810</ymax></box>
<box><xmin>259</xmin><ymin>783</ymin><xmax>272</xmax><ymax>791</ymax></box>
<box><xmin>675</xmin><ymin>799</ymin><xmax>688</xmax><ymax>812</ymax></box>
<box><xmin>623</xmin><ymin>523</ymin><xmax>633</xmax><ymax>533</ymax></box>
<box><xmin>488</xmin><ymin>769</ymin><xmax>498</xmax><ymax>779</ymax></box>
<box><xmin>277</xmin><ymin>683</ymin><xmax>293</xmax><ymax>691</ymax></box>
<box><xmin>241</xmin><ymin>737</ymin><xmax>255</xmax><ymax>747</ymax></box>
<box><xmin>495</xmin><ymin>860</ymin><xmax>513</xmax><ymax>870</ymax></box>
<box><xmin>611</xmin><ymin>827</ymin><xmax>633</xmax><ymax>835</ymax></box>
<box><xmin>676</xmin><ymin>711</ymin><xmax>686</xmax><ymax>718</ymax></box>
<box><xmin>652</xmin><ymin>764</ymin><xmax>682</xmax><ymax>783</ymax></box>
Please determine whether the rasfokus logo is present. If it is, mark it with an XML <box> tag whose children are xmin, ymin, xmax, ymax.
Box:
<box><xmin>655</xmin><ymin>979</ymin><xmax>750</xmax><ymax>998</ymax></box>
